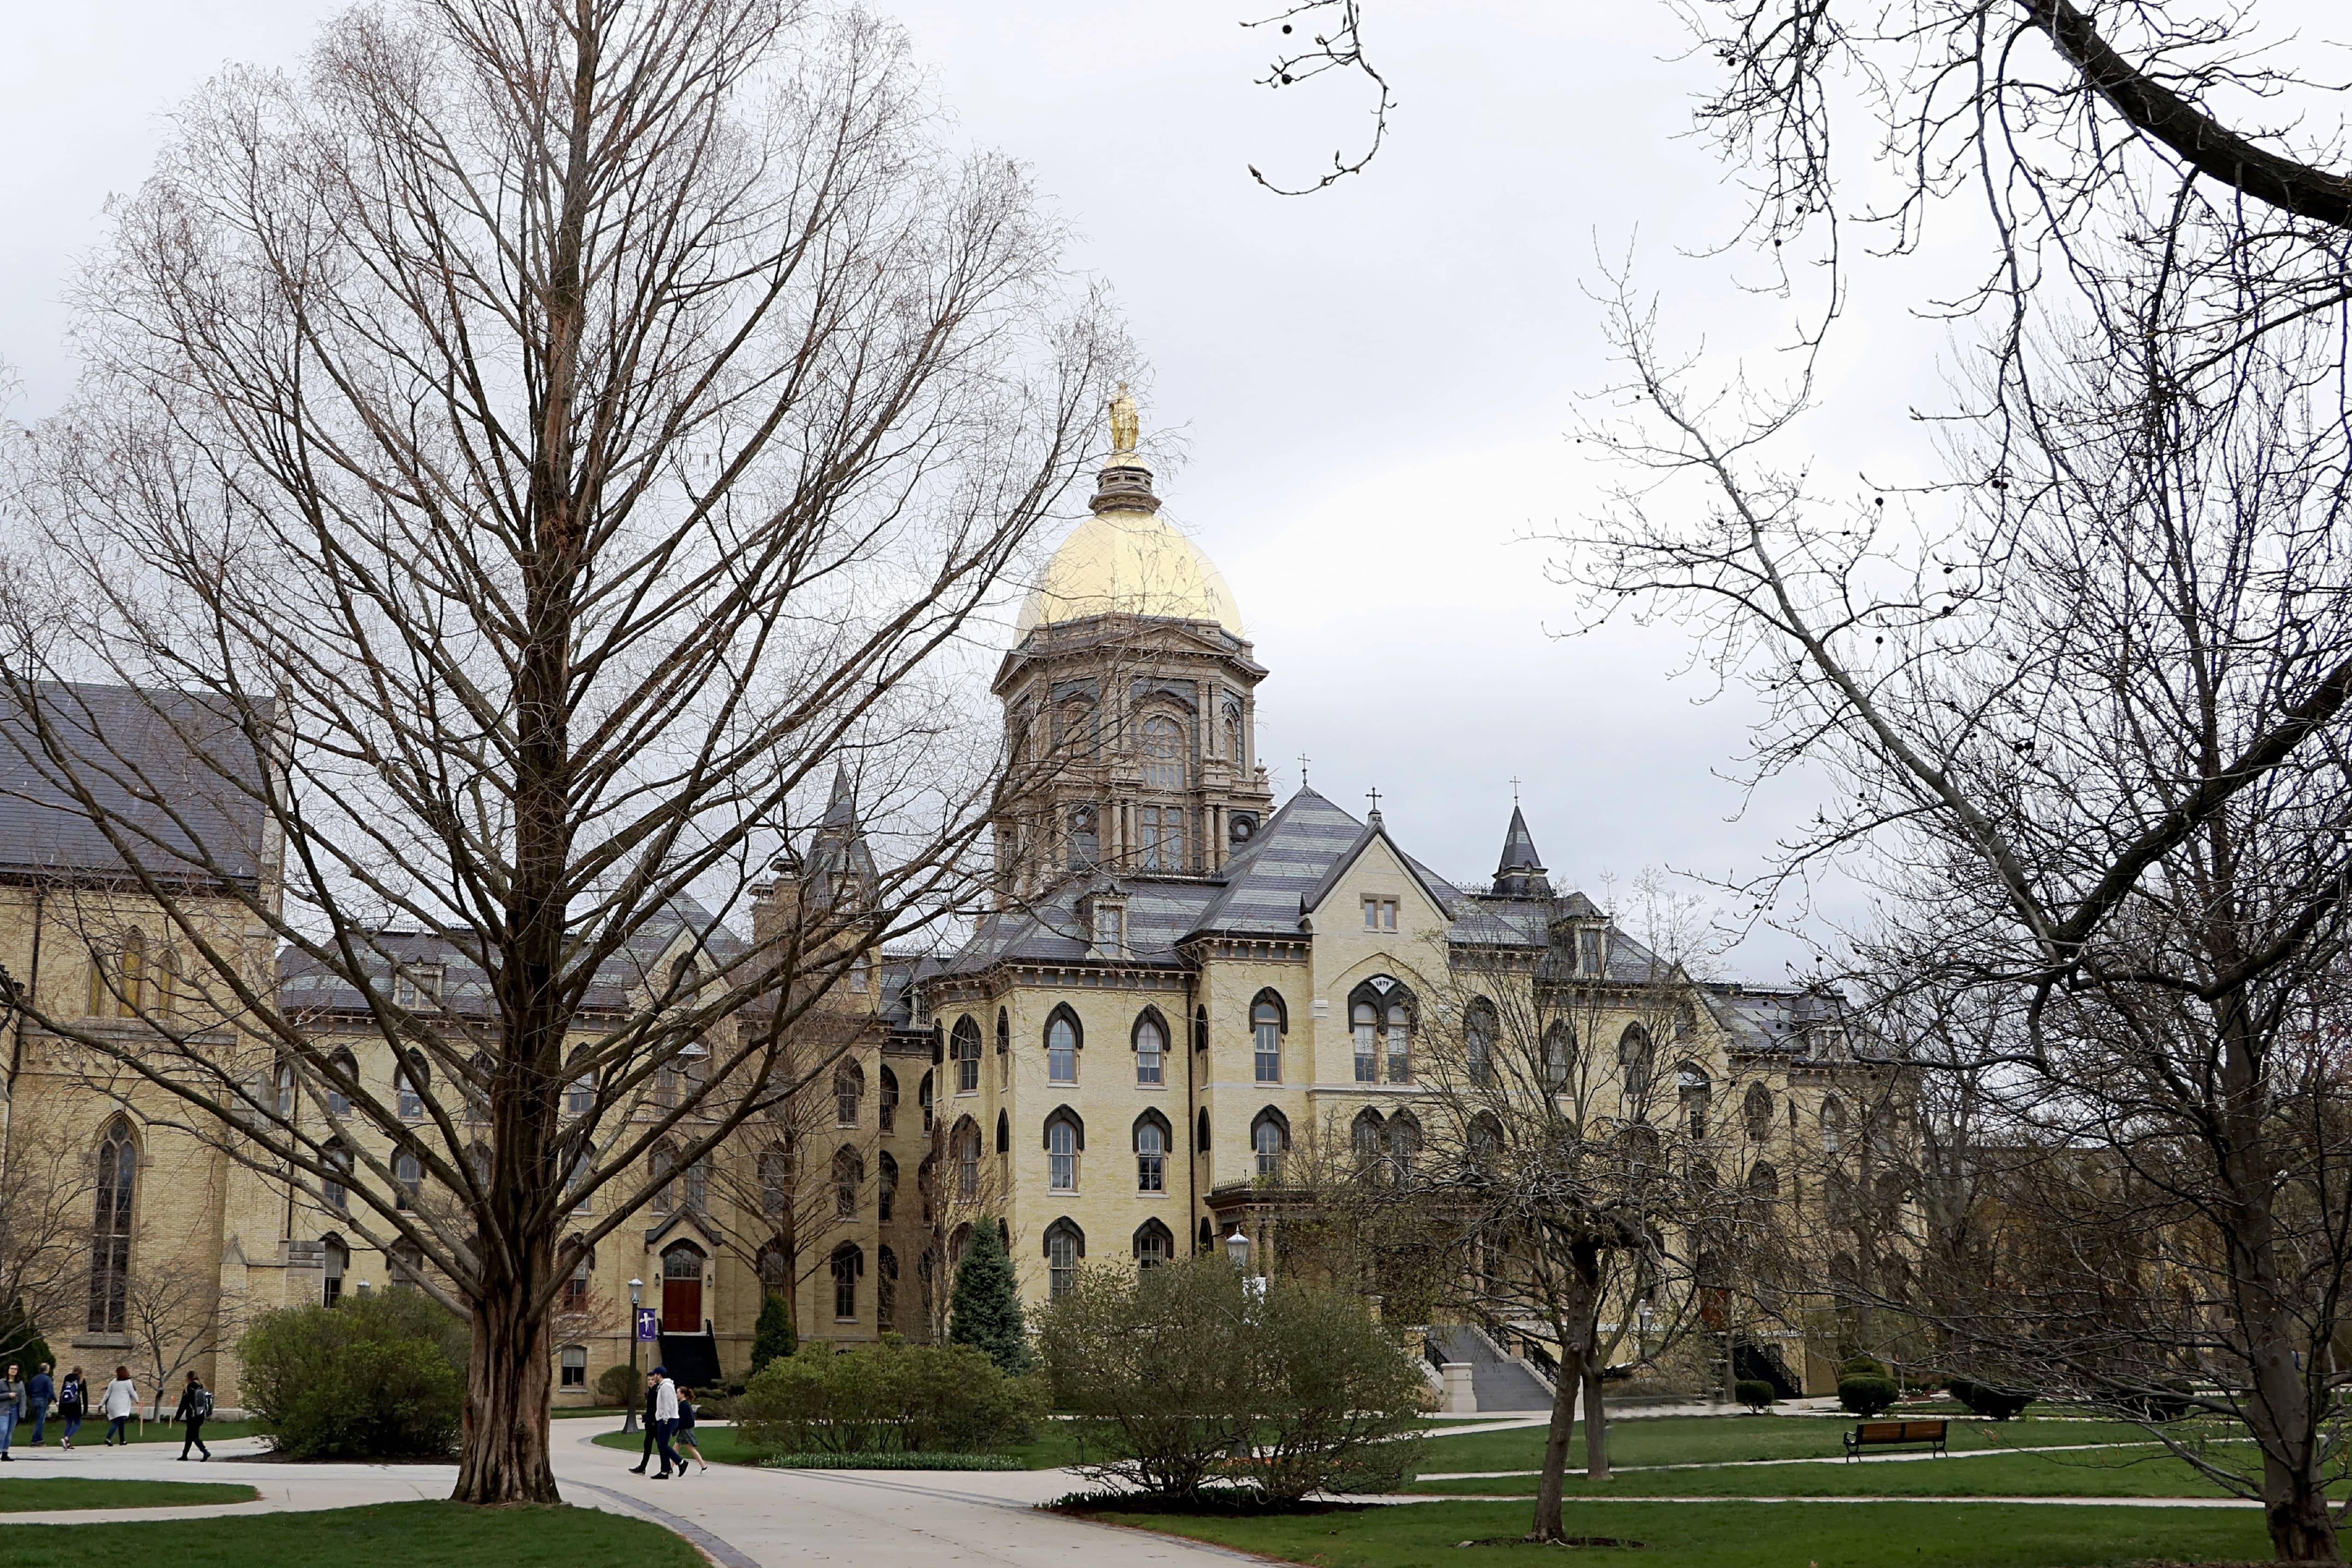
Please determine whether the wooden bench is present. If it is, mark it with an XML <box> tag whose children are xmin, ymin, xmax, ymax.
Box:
<box><xmin>1843</xmin><ymin>1419</ymin><xmax>1948</xmax><ymax>1460</ymax></box>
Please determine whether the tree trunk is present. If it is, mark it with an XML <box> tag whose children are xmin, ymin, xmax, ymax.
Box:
<box><xmin>1530</xmin><ymin>1339</ymin><xmax>1585</xmax><ymax>1542</ymax></box>
<box><xmin>454</xmin><ymin>1255</ymin><xmax>558</xmax><ymax>1505</ymax></box>
<box><xmin>1581</xmin><ymin>1359</ymin><xmax>1611</xmax><ymax>1481</ymax></box>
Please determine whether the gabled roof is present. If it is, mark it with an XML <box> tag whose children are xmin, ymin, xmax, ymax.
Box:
<box><xmin>1186</xmin><ymin>788</ymin><xmax>1392</xmax><ymax>937</ymax></box>
<box><xmin>938</xmin><ymin>873</ymin><xmax>1222</xmax><ymax>975</ymax></box>
<box><xmin>0</xmin><ymin>681</ymin><xmax>273</xmax><ymax>887</ymax></box>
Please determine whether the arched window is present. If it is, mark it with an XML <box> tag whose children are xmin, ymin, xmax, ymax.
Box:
<box><xmin>833</xmin><ymin>1146</ymin><xmax>862</xmax><ymax>1217</ymax></box>
<box><xmin>835</xmin><ymin>1062</ymin><xmax>864</xmax><ymax>1126</ymax></box>
<box><xmin>997</xmin><ymin>1008</ymin><xmax>1012</xmax><ymax>1086</ymax></box>
<box><xmin>1743</xmin><ymin>1081</ymin><xmax>1774</xmax><ymax>1140</ymax></box>
<box><xmin>321</xmin><ymin>1235</ymin><xmax>349</xmax><ymax>1308</ymax></box>
<box><xmin>759</xmin><ymin>1144</ymin><xmax>792</xmax><ymax>1218</ymax></box>
<box><xmin>1133</xmin><ymin>1008</ymin><xmax>1167</xmax><ymax>1086</ymax></box>
<box><xmin>1251</xmin><ymin>991</ymin><xmax>1284</xmax><ymax>1084</ymax></box>
<box><xmin>464</xmin><ymin>1141</ymin><xmax>493</xmax><ymax>1191</ymax></box>
<box><xmin>919</xmin><ymin>1070</ymin><xmax>935</xmax><ymax>1132</ymax></box>
<box><xmin>951</xmin><ymin>1016</ymin><xmax>983</xmax><ymax>1093</ymax></box>
<box><xmin>465</xmin><ymin>1051</ymin><xmax>494</xmax><ymax>1123</ymax></box>
<box><xmin>650</xmin><ymin>1142</ymin><xmax>678</xmax><ymax>1213</ymax></box>
<box><xmin>756</xmin><ymin>1242</ymin><xmax>792</xmax><ymax>1295</ymax></box>
<box><xmin>1386</xmin><ymin>1000</ymin><xmax>1413</xmax><ymax>1084</ymax></box>
<box><xmin>1677</xmin><ymin>1063</ymin><xmax>1712</xmax><ymax>1140</ymax></box>
<box><xmin>1251</xmin><ymin>1107</ymin><xmax>1289</xmax><ymax>1181</ymax></box>
<box><xmin>831</xmin><ymin>1243</ymin><xmax>861</xmax><ymax>1322</ymax></box>
<box><xmin>1139</xmin><ymin>713</ymin><xmax>1186</xmax><ymax>790</ymax></box>
<box><xmin>1046</xmin><ymin>1005</ymin><xmax>1082</xmax><ymax>1083</ymax></box>
<box><xmin>1352</xmin><ymin>1108</ymin><xmax>1386</xmax><ymax>1172</ymax></box>
<box><xmin>87</xmin><ymin>1117</ymin><xmax>136</xmax><ymax>1333</ymax></box>
<box><xmin>1133</xmin><ymin>1218</ymin><xmax>1175</xmax><ymax>1269</ymax></box>
<box><xmin>562</xmin><ymin>1238</ymin><xmax>594</xmax><ymax>1312</ymax></box>
<box><xmin>954</xmin><ymin>1117</ymin><xmax>982</xmax><ymax>1199</ymax></box>
<box><xmin>566</xmin><ymin>1068</ymin><xmax>595</xmax><ymax>1117</ymax></box>
<box><xmin>1619</xmin><ymin>1023</ymin><xmax>1654</xmax><ymax>1107</ymax></box>
<box><xmin>566</xmin><ymin>1149</ymin><xmax>595</xmax><ymax>1212</ymax></box>
<box><xmin>1193</xmin><ymin>1004</ymin><xmax>1209</xmax><ymax>1052</ymax></box>
<box><xmin>881</xmin><ymin>1067</ymin><xmax>899</xmax><ymax>1131</ymax></box>
<box><xmin>1543</xmin><ymin>1020</ymin><xmax>1574</xmax><ymax>1091</ymax></box>
<box><xmin>390</xmin><ymin>1240</ymin><xmax>426</xmax><ymax>1292</ymax></box>
<box><xmin>322</xmin><ymin>1137</ymin><xmax>352</xmax><ymax>1211</ymax></box>
<box><xmin>1196</xmin><ymin>1106</ymin><xmax>1212</xmax><ymax>1153</ymax></box>
<box><xmin>1747</xmin><ymin>1161</ymin><xmax>1781</xmax><ymax>1200</ymax></box>
<box><xmin>327</xmin><ymin>1050</ymin><xmax>357</xmax><ymax>1117</ymax></box>
<box><xmin>1197</xmin><ymin>1217</ymin><xmax>1216</xmax><ymax>1254</ymax></box>
<box><xmin>1045</xmin><ymin>1109</ymin><xmax>1082</xmax><ymax>1192</ymax></box>
<box><xmin>1043</xmin><ymin>1218</ymin><xmax>1085</xmax><ymax>1299</ymax></box>
<box><xmin>1468</xmin><ymin>1111</ymin><xmax>1504</xmax><ymax>1173</ymax></box>
<box><xmin>396</xmin><ymin>1053</ymin><xmax>428</xmax><ymax>1121</ymax></box>
<box><xmin>1466</xmin><ymin>999</ymin><xmax>1497</xmax><ymax>1088</ymax></box>
<box><xmin>1352</xmin><ymin>999</ymin><xmax>1380</xmax><ymax>1083</ymax></box>
<box><xmin>1821</xmin><ymin>1094</ymin><xmax>1846</xmax><ymax>1155</ymax></box>
<box><xmin>995</xmin><ymin>1108</ymin><xmax>1010</xmax><ymax>1154</ymax></box>
<box><xmin>879</xmin><ymin>1151</ymin><xmax>899</xmax><ymax>1222</ymax></box>
<box><xmin>1389</xmin><ymin>1112</ymin><xmax>1422</xmax><ymax>1182</ymax></box>
<box><xmin>273</xmin><ymin>1060</ymin><xmax>296</xmax><ymax>1120</ymax></box>
<box><xmin>395</xmin><ymin>1148</ymin><xmax>423</xmax><ymax>1210</ymax></box>
<box><xmin>877</xmin><ymin>1245</ymin><xmax>899</xmax><ymax>1331</ymax></box>
<box><xmin>1134</xmin><ymin>1111</ymin><xmax>1170</xmax><ymax>1192</ymax></box>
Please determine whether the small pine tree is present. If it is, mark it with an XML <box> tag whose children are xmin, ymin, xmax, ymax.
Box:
<box><xmin>948</xmin><ymin>1223</ymin><xmax>1031</xmax><ymax>1375</ymax></box>
<box><xmin>751</xmin><ymin>1291</ymin><xmax>797</xmax><ymax>1375</ymax></box>
<box><xmin>0</xmin><ymin>1298</ymin><xmax>53</xmax><ymax>1381</ymax></box>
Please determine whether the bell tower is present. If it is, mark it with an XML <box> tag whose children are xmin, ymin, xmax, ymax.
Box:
<box><xmin>992</xmin><ymin>391</ymin><xmax>1273</xmax><ymax>900</ymax></box>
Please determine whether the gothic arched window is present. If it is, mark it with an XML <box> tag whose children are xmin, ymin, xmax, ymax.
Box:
<box><xmin>1743</xmin><ymin>1081</ymin><xmax>1774</xmax><ymax>1141</ymax></box>
<box><xmin>1619</xmin><ymin>1023</ymin><xmax>1654</xmax><ymax>1108</ymax></box>
<box><xmin>834</xmin><ymin>1061</ymin><xmax>863</xmax><ymax>1126</ymax></box>
<box><xmin>87</xmin><ymin>1117</ymin><xmax>136</xmax><ymax>1333</ymax></box>
<box><xmin>1677</xmin><ymin>1063</ymin><xmax>1712</xmax><ymax>1140</ymax></box>
<box><xmin>1046</xmin><ymin>1006</ymin><xmax>1081</xmax><ymax>1084</ymax></box>
<box><xmin>1139</xmin><ymin>714</ymin><xmax>1186</xmax><ymax>790</ymax></box>
<box><xmin>1133</xmin><ymin>1218</ymin><xmax>1174</xmax><ymax>1269</ymax></box>
<box><xmin>833</xmin><ymin>1147</ymin><xmax>862</xmax><ymax>1218</ymax></box>
<box><xmin>1543</xmin><ymin>1020</ymin><xmax>1574</xmax><ymax>1091</ymax></box>
<box><xmin>1044</xmin><ymin>1218</ymin><xmax>1085</xmax><ymax>1298</ymax></box>
<box><xmin>1465</xmin><ymin>999</ymin><xmax>1497</xmax><ymax>1088</ymax></box>
<box><xmin>1251</xmin><ymin>1107</ymin><xmax>1289</xmax><ymax>1181</ymax></box>
<box><xmin>1251</xmin><ymin>991</ymin><xmax>1285</xmax><ymax>1084</ymax></box>
<box><xmin>1134</xmin><ymin>1111</ymin><xmax>1170</xmax><ymax>1192</ymax></box>
<box><xmin>954</xmin><ymin>1117</ymin><xmax>982</xmax><ymax>1199</ymax></box>
<box><xmin>951</xmin><ymin>1015</ymin><xmax>982</xmax><ymax>1094</ymax></box>
<box><xmin>1133</xmin><ymin>1008</ymin><xmax>1167</xmax><ymax>1085</ymax></box>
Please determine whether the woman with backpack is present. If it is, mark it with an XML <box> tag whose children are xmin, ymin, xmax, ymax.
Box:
<box><xmin>172</xmin><ymin>1372</ymin><xmax>212</xmax><ymax>1461</ymax></box>
<box><xmin>101</xmin><ymin>1366</ymin><xmax>137</xmax><ymax>1446</ymax></box>
<box><xmin>57</xmin><ymin>1366</ymin><xmax>85</xmax><ymax>1450</ymax></box>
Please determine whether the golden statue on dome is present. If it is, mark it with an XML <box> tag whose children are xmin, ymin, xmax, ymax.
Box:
<box><xmin>1108</xmin><ymin>382</ymin><xmax>1139</xmax><ymax>457</ymax></box>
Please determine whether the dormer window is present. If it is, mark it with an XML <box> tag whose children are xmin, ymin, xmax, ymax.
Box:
<box><xmin>395</xmin><ymin>963</ymin><xmax>444</xmax><ymax>1010</ymax></box>
<box><xmin>1577</xmin><ymin>926</ymin><xmax>1605</xmax><ymax>975</ymax></box>
<box><xmin>1362</xmin><ymin>897</ymin><xmax>1398</xmax><ymax>932</ymax></box>
<box><xmin>1095</xmin><ymin>904</ymin><xmax>1123</xmax><ymax>948</ymax></box>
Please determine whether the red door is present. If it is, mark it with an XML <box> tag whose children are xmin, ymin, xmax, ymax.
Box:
<box><xmin>660</xmin><ymin>1244</ymin><xmax>704</xmax><ymax>1331</ymax></box>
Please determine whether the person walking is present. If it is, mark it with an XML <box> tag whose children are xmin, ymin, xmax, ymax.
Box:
<box><xmin>626</xmin><ymin>1369</ymin><xmax>660</xmax><ymax>1474</ymax></box>
<box><xmin>649</xmin><ymin>1366</ymin><xmax>680</xmax><ymax>1480</ymax></box>
<box><xmin>26</xmin><ymin>1364</ymin><xmax>52</xmax><ymax>1445</ymax></box>
<box><xmin>57</xmin><ymin>1367</ymin><xmax>86</xmax><ymax>1451</ymax></box>
<box><xmin>671</xmin><ymin>1387</ymin><xmax>709</xmax><ymax>1475</ymax></box>
<box><xmin>101</xmin><ymin>1366</ymin><xmax>137</xmax><ymax>1446</ymax></box>
<box><xmin>171</xmin><ymin>1372</ymin><xmax>213</xmax><ymax>1461</ymax></box>
<box><xmin>0</xmin><ymin>1364</ymin><xmax>22</xmax><ymax>1461</ymax></box>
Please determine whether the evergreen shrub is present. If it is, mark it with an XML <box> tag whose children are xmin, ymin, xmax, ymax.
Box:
<box><xmin>238</xmin><ymin>1292</ymin><xmax>466</xmax><ymax>1458</ymax></box>
<box><xmin>598</xmin><ymin>1362</ymin><xmax>642</xmax><ymax>1407</ymax></box>
<box><xmin>948</xmin><ymin>1224</ymin><xmax>1031</xmax><ymax>1375</ymax></box>
<box><xmin>1734</xmin><ymin>1378</ymin><xmax>1776</xmax><ymax>1413</ymax></box>
<box><xmin>750</xmin><ymin>1292</ymin><xmax>796</xmax><ymax>1375</ymax></box>
<box><xmin>1837</xmin><ymin>1374</ymin><xmax>1901</xmax><ymax>1417</ymax></box>
<box><xmin>733</xmin><ymin>1335</ymin><xmax>1042</xmax><ymax>1455</ymax></box>
<box><xmin>1947</xmin><ymin>1378</ymin><xmax>2034</xmax><ymax>1420</ymax></box>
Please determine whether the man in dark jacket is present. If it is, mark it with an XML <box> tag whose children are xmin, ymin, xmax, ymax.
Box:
<box><xmin>172</xmin><ymin>1372</ymin><xmax>212</xmax><ymax>1461</ymax></box>
<box><xmin>25</xmin><ymin>1366</ymin><xmax>52</xmax><ymax>1445</ymax></box>
<box><xmin>626</xmin><ymin>1369</ymin><xmax>660</xmax><ymax>1474</ymax></box>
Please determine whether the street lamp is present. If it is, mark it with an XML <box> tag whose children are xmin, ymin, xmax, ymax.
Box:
<box><xmin>623</xmin><ymin>1277</ymin><xmax>644</xmax><ymax>1433</ymax></box>
<box><xmin>1224</xmin><ymin>1227</ymin><xmax>1251</xmax><ymax>1271</ymax></box>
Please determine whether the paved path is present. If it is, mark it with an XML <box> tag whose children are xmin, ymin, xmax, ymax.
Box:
<box><xmin>1417</xmin><ymin>1438</ymin><xmax>2166</xmax><ymax>1480</ymax></box>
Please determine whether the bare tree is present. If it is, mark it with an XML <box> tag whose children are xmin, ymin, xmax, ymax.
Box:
<box><xmin>1572</xmin><ymin>231</ymin><xmax>2352</xmax><ymax>1556</ymax></box>
<box><xmin>0</xmin><ymin>0</ymin><xmax>1120</xmax><ymax>1504</ymax></box>
<box><xmin>0</xmin><ymin>1142</ymin><xmax>92</xmax><ymax>1366</ymax></box>
<box><xmin>124</xmin><ymin>1251</ymin><xmax>246</xmax><ymax>1424</ymax></box>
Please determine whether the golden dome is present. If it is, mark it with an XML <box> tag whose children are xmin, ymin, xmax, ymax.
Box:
<box><xmin>1016</xmin><ymin>392</ymin><xmax>1243</xmax><ymax>638</ymax></box>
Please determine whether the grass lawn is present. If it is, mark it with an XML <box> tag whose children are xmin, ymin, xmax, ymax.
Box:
<box><xmin>1414</xmin><ymin>1414</ymin><xmax>2164</xmax><ymax>1474</ymax></box>
<box><xmin>1404</xmin><ymin>1443</ymin><xmax>2311</xmax><ymax>1499</ymax></box>
<box><xmin>0</xmin><ymin>1501</ymin><xmax>699</xmax><ymax>1568</ymax></box>
<box><xmin>67</xmin><ymin>1418</ymin><xmax>267</xmax><ymax>1447</ymax></box>
<box><xmin>590</xmin><ymin>1419</ymin><xmax>1088</xmax><ymax>1469</ymax></box>
<box><xmin>0</xmin><ymin>1479</ymin><xmax>258</xmax><ymax>1513</ymax></box>
<box><xmin>1083</xmin><ymin>1498</ymin><xmax>2274</xmax><ymax>1568</ymax></box>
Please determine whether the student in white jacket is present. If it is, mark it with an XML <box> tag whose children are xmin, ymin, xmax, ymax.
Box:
<box><xmin>101</xmin><ymin>1366</ymin><xmax>137</xmax><ymax>1446</ymax></box>
<box><xmin>650</xmin><ymin>1369</ymin><xmax>680</xmax><ymax>1480</ymax></box>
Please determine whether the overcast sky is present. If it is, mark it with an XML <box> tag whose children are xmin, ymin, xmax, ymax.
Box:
<box><xmin>17</xmin><ymin>0</ymin><xmax>2315</xmax><ymax>982</ymax></box>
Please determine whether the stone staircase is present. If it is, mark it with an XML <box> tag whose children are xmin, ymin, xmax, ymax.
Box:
<box><xmin>1429</xmin><ymin>1324</ymin><xmax>1554</xmax><ymax>1412</ymax></box>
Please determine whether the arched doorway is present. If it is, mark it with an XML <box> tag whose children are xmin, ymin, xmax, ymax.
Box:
<box><xmin>660</xmin><ymin>1241</ymin><xmax>705</xmax><ymax>1332</ymax></box>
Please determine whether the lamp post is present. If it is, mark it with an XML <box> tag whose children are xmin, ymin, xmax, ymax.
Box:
<box><xmin>623</xmin><ymin>1277</ymin><xmax>644</xmax><ymax>1433</ymax></box>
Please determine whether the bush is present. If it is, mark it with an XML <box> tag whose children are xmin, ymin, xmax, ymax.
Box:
<box><xmin>1837</xmin><ymin>1355</ymin><xmax>1888</xmax><ymax>1379</ymax></box>
<box><xmin>2116</xmin><ymin>1380</ymin><xmax>2193</xmax><ymax>1424</ymax></box>
<box><xmin>733</xmin><ymin>1335</ymin><xmax>1043</xmax><ymax>1456</ymax></box>
<box><xmin>750</xmin><ymin>1292</ymin><xmax>796</xmax><ymax>1377</ymax></box>
<box><xmin>1036</xmin><ymin>1256</ymin><xmax>1428</xmax><ymax>1503</ymax></box>
<box><xmin>239</xmin><ymin>1291</ymin><xmax>466</xmax><ymax>1459</ymax></box>
<box><xmin>1947</xmin><ymin>1378</ymin><xmax>2034</xmax><ymax>1420</ymax></box>
<box><xmin>1837</xmin><ymin>1374</ymin><xmax>1900</xmax><ymax>1418</ymax></box>
<box><xmin>948</xmin><ymin>1223</ymin><xmax>1031</xmax><ymax>1376</ymax></box>
<box><xmin>597</xmin><ymin>1362</ymin><xmax>642</xmax><ymax>1408</ymax></box>
<box><xmin>1734</xmin><ymin>1379</ymin><xmax>1776</xmax><ymax>1413</ymax></box>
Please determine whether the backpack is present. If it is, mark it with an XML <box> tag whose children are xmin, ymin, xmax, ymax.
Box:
<box><xmin>192</xmin><ymin>1387</ymin><xmax>214</xmax><ymax>1421</ymax></box>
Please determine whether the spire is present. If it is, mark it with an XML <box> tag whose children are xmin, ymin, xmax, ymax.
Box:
<box><xmin>1090</xmin><ymin>383</ymin><xmax>1160</xmax><ymax>515</ymax></box>
<box><xmin>821</xmin><ymin>763</ymin><xmax>857</xmax><ymax>828</ymax></box>
<box><xmin>1491</xmin><ymin>804</ymin><xmax>1552</xmax><ymax>898</ymax></box>
<box><xmin>808</xmin><ymin>764</ymin><xmax>877</xmax><ymax>897</ymax></box>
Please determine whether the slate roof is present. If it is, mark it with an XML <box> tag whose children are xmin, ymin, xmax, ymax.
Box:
<box><xmin>0</xmin><ymin>681</ymin><xmax>273</xmax><ymax>887</ymax></box>
<box><xmin>1699</xmin><ymin>983</ymin><xmax>1851</xmax><ymax>1057</ymax></box>
<box><xmin>940</xmin><ymin>875</ymin><xmax>1224</xmax><ymax>974</ymax></box>
<box><xmin>1490</xmin><ymin>805</ymin><xmax>1553</xmax><ymax>898</ymax></box>
<box><xmin>277</xmin><ymin>897</ymin><xmax>747</xmax><ymax>1018</ymax></box>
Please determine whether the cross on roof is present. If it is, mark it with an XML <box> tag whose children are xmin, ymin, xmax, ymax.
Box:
<box><xmin>1509</xmin><ymin>774</ymin><xmax>1521</xmax><ymax>805</ymax></box>
<box><xmin>1297</xmin><ymin>752</ymin><xmax>1311</xmax><ymax>787</ymax></box>
<box><xmin>1366</xmin><ymin>784</ymin><xmax>1383</xmax><ymax>815</ymax></box>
